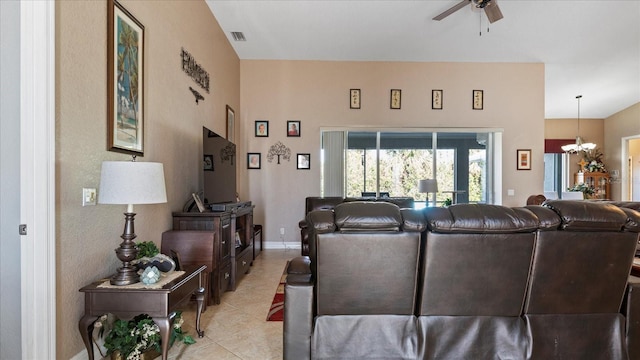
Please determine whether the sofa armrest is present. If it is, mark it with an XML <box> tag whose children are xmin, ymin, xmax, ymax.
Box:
<box><xmin>625</xmin><ymin>277</ymin><xmax>640</xmax><ymax>359</ymax></box>
<box><xmin>284</xmin><ymin>256</ymin><xmax>313</xmax><ymax>360</ymax></box>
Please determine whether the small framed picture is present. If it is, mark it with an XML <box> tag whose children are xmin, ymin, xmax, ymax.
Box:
<box><xmin>517</xmin><ymin>149</ymin><xmax>531</xmax><ymax>170</ymax></box>
<box><xmin>390</xmin><ymin>89</ymin><xmax>401</xmax><ymax>109</ymax></box>
<box><xmin>247</xmin><ymin>153</ymin><xmax>261</xmax><ymax>169</ymax></box>
<box><xmin>203</xmin><ymin>154</ymin><xmax>214</xmax><ymax>171</ymax></box>
<box><xmin>287</xmin><ymin>120</ymin><xmax>301</xmax><ymax>137</ymax></box>
<box><xmin>350</xmin><ymin>89</ymin><xmax>361</xmax><ymax>109</ymax></box>
<box><xmin>297</xmin><ymin>153</ymin><xmax>310</xmax><ymax>170</ymax></box>
<box><xmin>473</xmin><ymin>90</ymin><xmax>483</xmax><ymax>110</ymax></box>
<box><xmin>192</xmin><ymin>192</ymin><xmax>206</xmax><ymax>212</ymax></box>
<box><xmin>432</xmin><ymin>90</ymin><xmax>443</xmax><ymax>110</ymax></box>
<box><xmin>255</xmin><ymin>121</ymin><xmax>269</xmax><ymax>137</ymax></box>
<box><xmin>226</xmin><ymin>105</ymin><xmax>235</xmax><ymax>142</ymax></box>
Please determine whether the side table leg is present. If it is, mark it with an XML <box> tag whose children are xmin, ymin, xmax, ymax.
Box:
<box><xmin>78</xmin><ymin>315</ymin><xmax>96</xmax><ymax>360</ymax></box>
<box><xmin>194</xmin><ymin>286</ymin><xmax>205</xmax><ymax>337</ymax></box>
<box><xmin>155</xmin><ymin>314</ymin><xmax>174</xmax><ymax>360</ymax></box>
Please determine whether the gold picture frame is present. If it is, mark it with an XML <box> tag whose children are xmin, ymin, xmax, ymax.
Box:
<box><xmin>517</xmin><ymin>149</ymin><xmax>531</xmax><ymax>170</ymax></box>
<box><xmin>432</xmin><ymin>89</ymin><xmax>443</xmax><ymax>110</ymax></box>
<box><xmin>350</xmin><ymin>89</ymin><xmax>361</xmax><ymax>109</ymax></box>
<box><xmin>390</xmin><ymin>89</ymin><xmax>401</xmax><ymax>109</ymax></box>
<box><xmin>473</xmin><ymin>90</ymin><xmax>484</xmax><ymax>110</ymax></box>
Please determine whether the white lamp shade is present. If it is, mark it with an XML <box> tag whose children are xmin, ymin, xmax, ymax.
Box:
<box><xmin>98</xmin><ymin>161</ymin><xmax>167</xmax><ymax>205</ymax></box>
<box><xmin>418</xmin><ymin>179</ymin><xmax>438</xmax><ymax>193</ymax></box>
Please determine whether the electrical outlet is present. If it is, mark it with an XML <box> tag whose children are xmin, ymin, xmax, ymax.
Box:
<box><xmin>280</xmin><ymin>227</ymin><xmax>285</xmax><ymax>235</ymax></box>
<box><xmin>83</xmin><ymin>188</ymin><xmax>97</xmax><ymax>206</ymax></box>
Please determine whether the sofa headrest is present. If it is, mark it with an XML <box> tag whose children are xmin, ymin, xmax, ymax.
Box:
<box><xmin>604</xmin><ymin>201</ymin><xmax>640</xmax><ymax>232</ymax></box>
<box><xmin>524</xmin><ymin>205</ymin><xmax>562</xmax><ymax>230</ymax></box>
<box><xmin>334</xmin><ymin>201</ymin><xmax>403</xmax><ymax>231</ymax></box>
<box><xmin>424</xmin><ymin>204</ymin><xmax>540</xmax><ymax>233</ymax></box>
<box><xmin>305</xmin><ymin>197</ymin><xmax>344</xmax><ymax>213</ymax></box>
<box><xmin>543</xmin><ymin>200</ymin><xmax>627</xmax><ymax>231</ymax></box>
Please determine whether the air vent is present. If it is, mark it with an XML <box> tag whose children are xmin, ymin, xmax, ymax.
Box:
<box><xmin>231</xmin><ymin>32</ymin><xmax>246</xmax><ymax>41</ymax></box>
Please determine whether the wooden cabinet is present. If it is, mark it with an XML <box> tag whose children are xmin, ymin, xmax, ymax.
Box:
<box><xmin>574</xmin><ymin>172</ymin><xmax>610</xmax><ymax>199</ymax></box>
<box><xmin>164</xmin><ymin>203</ymin><xmax>254</xmax><ymax>305</ymax></box>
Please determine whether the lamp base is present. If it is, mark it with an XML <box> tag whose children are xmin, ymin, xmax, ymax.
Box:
<box><xmin>110</xmin><ymin>266</ymin><xmax>140</xmax><ymax>286</ymax></box>
<box><xmin>110</xmin><ymin>212</ymin><xmax>140</xmax><ymax>286</ymax></box>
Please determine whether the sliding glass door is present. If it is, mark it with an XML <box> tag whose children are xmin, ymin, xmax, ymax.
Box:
<box><xmin>322</xmin><ymin>130</ymin><xmax>498</xmax><ymax>206</ymax></box>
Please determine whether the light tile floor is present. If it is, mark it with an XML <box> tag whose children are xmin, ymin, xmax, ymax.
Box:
<box><xmin>166</xmin><ymin>249</ymin><xmax>297</xmax><ymax>360</ymax></box>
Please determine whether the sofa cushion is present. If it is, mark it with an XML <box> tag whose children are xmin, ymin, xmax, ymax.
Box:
<box><xmin>312</xmin><ymin>315</ymin><xmax>418</xmax><ymax>360</ymax></box>
<box><xmin>525</xmin><ymin>314</ymin><xmax>628</xmax><ymax>360</ymax></box>
<box><xmin>316</xmin><ymin>231</ymin><xmax>421</xmax><ymax>315</ymax></box>
<box><xmin>417</xmin><ymin>316</ymin><xmax>530</xmax><ymax>360</ymax></box>
<box><xmin>334</xmin><ymin>201</ymin><xmax>402</xmax><ymax>231</ymax></box>
<box><xmin>424</xmin><ymin>204</ymin><xmax>540</xmax><ymax>233</ymax></box>
<box><xmin>543</xmin><ymin>200</ymin><xmax>627</xmax><ymax>231</ymax></box>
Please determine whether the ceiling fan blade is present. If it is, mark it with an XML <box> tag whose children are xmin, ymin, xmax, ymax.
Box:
<box><xmin>433</xmin><ymin>0</ymin><xmax>471</xmax><ymax>21</ymax></box>
<box><xmin>484</xmin><ymin>1</ymin><xmax>504</xmax><ymax>23</ymax></box>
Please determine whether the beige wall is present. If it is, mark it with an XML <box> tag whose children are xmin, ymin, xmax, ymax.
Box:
<box><xmin>56</xmin><ymin>1</ymin><xmax>239</xmax><ymax>357</ymax></box>
<box><xmin>604</xmin><ymin>102</ymin><xmax>640</xmax><ymax>200</ymax></box>
<box><xmin>240</xmin><ymin>60</ymin><xmax>545</xmax><ymax>244</ymax></box>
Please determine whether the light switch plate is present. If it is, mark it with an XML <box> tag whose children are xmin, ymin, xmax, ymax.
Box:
<box><xmin>83</xmin><ymin>188</ymin><xmax>97</xmax><ymax>206</ymax></box>
<box><xmin>507</xmin><ymin>189</ymin><xmax>515</xmax><ymax>196</ymax></box>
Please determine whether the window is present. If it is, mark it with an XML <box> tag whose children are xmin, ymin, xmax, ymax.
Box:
<box><xmin>322</xmin><ymin>130</ymin><xmax>500</xmax><ymax>205</ymax></box>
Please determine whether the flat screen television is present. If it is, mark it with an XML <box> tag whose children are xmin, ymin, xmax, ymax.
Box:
<box><xmin>202</xmin><ymin>127</ymin><xmax>237</xmax><ymax>205</ymax></box>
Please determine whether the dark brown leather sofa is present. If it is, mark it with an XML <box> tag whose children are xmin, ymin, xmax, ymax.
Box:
<box><xmin>298</xmin><ymin>196</ymin><xmax>414</xmax><ymax>256</ymax></box>
<box><xmin>284</xmin><ymin>200</ymin><xmax>640</xmax><ymax>360</ymax></box>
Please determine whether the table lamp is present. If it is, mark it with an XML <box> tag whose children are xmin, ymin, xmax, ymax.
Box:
<box><xmin>418</xmin><ymin>179</ymin><xmax>438</xmax><ymax>207</ymax></box>
<box><xmin>98</xmin><ymin>159</ymin><xmax>167</xmax><ymax>285</ymax></box>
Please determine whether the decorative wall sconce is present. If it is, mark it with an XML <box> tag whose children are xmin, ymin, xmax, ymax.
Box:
<box><xmin>267</xmin><ymin>141</ymin><xmax>291</xmax><ymax>164</ymax></box>
<box><xmin>189</xmin><ymin>87</ymin><xmax>204</xmax><ymax>104</ymax></box>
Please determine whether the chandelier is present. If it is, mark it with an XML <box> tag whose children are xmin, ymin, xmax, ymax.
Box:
<box><xmin>561</xmin><ymin>95</ymin><xmax>596</xmax><ymax>153</ymax></box>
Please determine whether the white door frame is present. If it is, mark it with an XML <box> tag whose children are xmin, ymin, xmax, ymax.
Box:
<box><xmin>21</xmin><ymin>1</ymin><xmax>56</xmax><ymax>358</ymax></box>
<box><xmin>621</xmin><ymin>135</ymin><xmax>640</xmax><ymax>201</ymax></box>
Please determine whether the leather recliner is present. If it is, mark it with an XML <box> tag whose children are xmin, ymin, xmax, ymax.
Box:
<box><xmin>285</xmin><ymin>201</ymin><xmax>426</xmax><ymax>359</ymax></box>
<box><xmin>284</xmin><ymin>200</ymin><xmax>640</xmax><ymax>359</ymax></box>
<box><xmin>298</xmin><ymin>196</ymin><xmax>414</xmax><ymax>256</ymax></box>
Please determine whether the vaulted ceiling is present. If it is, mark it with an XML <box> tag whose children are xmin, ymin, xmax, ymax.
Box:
<box><xmin>207</xmin><ymin>0</ymin><xmax>640</xmax><ymax>119</ymax></box>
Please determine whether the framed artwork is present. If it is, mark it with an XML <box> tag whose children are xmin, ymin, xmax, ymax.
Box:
<box><xmin>247</xmin><ymin>153</ymin><xmax>261</xmax><ymax>169</ymax></box>
<box><xmin>107</xmin><ymin>0</ymin><xmax>145</xmax><ymax>156</ymax></box>
<box><xmin>297</xmin><ymin>153</ymin><xmax>310</xmax><ymax>170</ymax></box>
<box><xmin>390</xmin><ymin>89</ymin><xmax>401</xmax><ymax>109</ymax></box>
<box><xmin>473</xmin><ymin>90</ymin><xmax>484</xmax><ymax>110</ymax></box>
<box><xmin>432</xmin><ymin>90</ymin><xmax>443</xmax><ymax>110</ymax></box>
<box><xmin>517</xmin><ymin>149</ymin><xmax>531</xmax><ymax>170</ymax></box>
<box><xmin>255</xmin><ymin>121</ymin><xmax>269</xmax><ymax>137</ymax></box>
<box><xmin>287</xmin><ymin>120</ymin><xmax>301</xmax><ymax>137</ymax></box>
<box><xmin>226</xmin><ymin>105</ymin><xmax>235</xmax><ymax>142</ymax></box>
<box><xmin>350</xmin><ymin>89</ymin><xmax>361</xmax><ymax>109</ymax></box>
<box><xmin>203</xmin><ymin>154</ymin><xmax>214</xmax><ymax>171</ymax></box>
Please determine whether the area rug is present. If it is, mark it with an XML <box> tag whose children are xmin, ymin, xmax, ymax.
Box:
<box><xmin>266</xmin><ymin>262</ymin><xmax>288</xmax><ymax>321</ymax></box>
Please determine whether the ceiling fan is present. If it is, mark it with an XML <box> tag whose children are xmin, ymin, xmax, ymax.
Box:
<box><xmin>433</xmin><ymin>0</ymin><xmax>504</xmax><ymax>24</ymax></box>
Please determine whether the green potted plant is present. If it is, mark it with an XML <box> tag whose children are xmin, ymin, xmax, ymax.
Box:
<box><xmin>95</xmin><ymin>312</ymin><xmax>195</xmax><ymax>360</ymax></box>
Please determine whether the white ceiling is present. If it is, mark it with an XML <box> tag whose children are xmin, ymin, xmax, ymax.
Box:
<box><xmin>206</xmin><ymin>0</ymin><xmax>640</xmax><ymax>119</ymax></box>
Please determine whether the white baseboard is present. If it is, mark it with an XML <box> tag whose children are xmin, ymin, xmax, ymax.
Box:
<box><xmin>264</xmin><ymin>241</ymin><xmax>301</xmax><ymax>250</ymax></box>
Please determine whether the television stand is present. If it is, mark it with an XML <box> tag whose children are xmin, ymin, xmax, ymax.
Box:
<box><xmin>165</xmin><ymin>202</ymin><xmax>254</xmax><ymax>305</ymax></box>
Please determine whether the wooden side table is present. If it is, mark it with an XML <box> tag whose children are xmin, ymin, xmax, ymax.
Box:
<box><xmin>78</xmin><ymin>265</ymin><xmax>206</xmax><ymax>360</ymax></box>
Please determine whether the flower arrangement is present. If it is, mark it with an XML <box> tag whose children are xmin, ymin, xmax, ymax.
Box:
<box><xmin>94</xmin><ymin>312</ymin><xmax>195</xmax><ymax>360</ymax></box>
<box><xmin>583</xmin><ymin>148</ymin><xmax>607</xmax><ymax>173</ymax></box>
<box><xmin>567</xmin><ymin>183</ymin><xmax>594</xmax><ymax>196</ymax></box>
